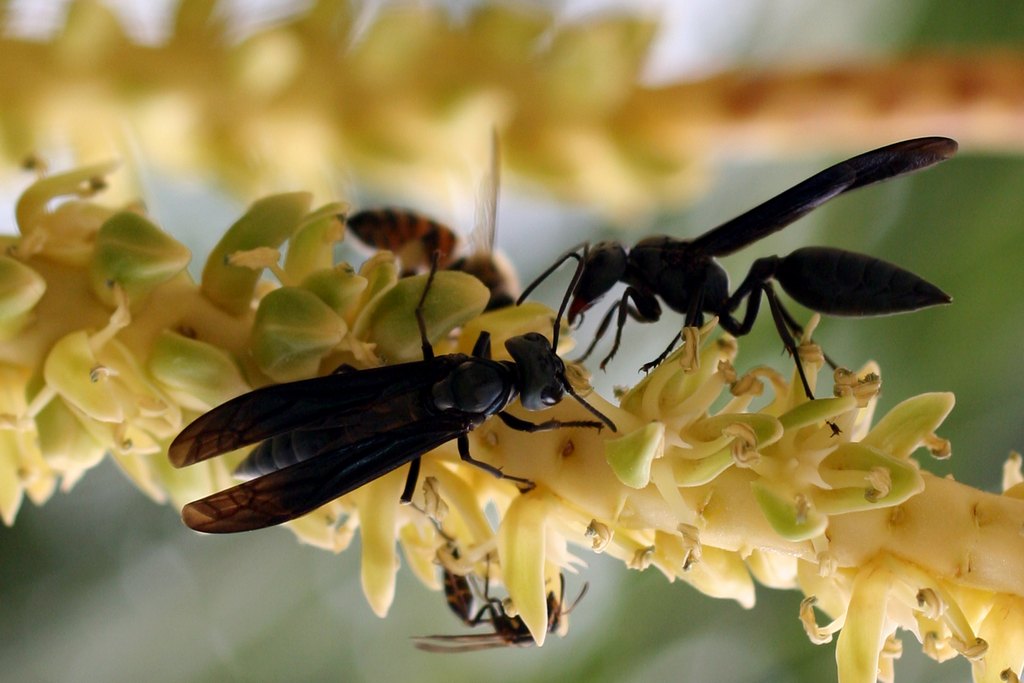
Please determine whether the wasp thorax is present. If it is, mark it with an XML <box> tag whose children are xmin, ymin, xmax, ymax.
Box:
<box><xmin>432</xmin><ymin>362</ymin><xmax>508</xmax><ymax>414</ymax></box>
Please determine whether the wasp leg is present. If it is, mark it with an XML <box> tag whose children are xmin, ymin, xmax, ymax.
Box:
<box><xmin>400</xmin><ymin>456</ymin><xmax>423</xmax><ymax>504</ymax></box>
<box><xmin>638</xmin><ymin>288</ymin><xmax>702</xmax><ymax>374</ymax></box>
<box><xmin>594</xmin><ymin>288</ymin><xmax>660</xmax><ymax>370</ymax></box>
<box><xmin>640</xmin><ymin>330</ymin><xmax>681</xmax><ymax>374</ymax></box>
<box><xmin>471</xmin><ymin>331</ymin><xmax>492</xmax><ymax>359</ymax></box>
<box><xmin>719</xmin><ymin>258</ymin><xmax>813</xmax><ymax>399</ymax></box>
<box><xmin>762</xmin><ymin>284</ymin><xmax>815</xmax><ymax>400</ymax></box>
<box><xmin>774</xmin><ymin>302</ymin><xmax>839</xmax><ymax>370</ymax></box>
<box><xmin>456</xmin><ymin>433</ymin><xmax>533</xmax><ymax>489</ymax></box>
<box><xmin>400</xmin><ymin>253</ymin><xmax>444</xmax><ymax>504</ymax></box>
<box><xmin>497</xmin><ymin>411</ymin><xmax>603</xmax><ymax>433</ymax></box>
<box><xmin>576</xmin><ymin>296</ymin><xmax>644</xmax><ymax>364</ymax></box>
<box><xmin>517</xmin><ymin>243</ymin><xmax>589</xmax><ymax>305</ymax></box>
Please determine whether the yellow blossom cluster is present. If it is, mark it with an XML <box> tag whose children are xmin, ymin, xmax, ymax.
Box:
<box><xmin>1</xmin><ymin>163</ymin><xmax>1023</xmax><ymax>682</ymax></box>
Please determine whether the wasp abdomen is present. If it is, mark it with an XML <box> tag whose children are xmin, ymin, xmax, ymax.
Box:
<box><xmin>775</xmin><ymin>247</ymin><xmax>951</xmax><ymax>315</ymax></box>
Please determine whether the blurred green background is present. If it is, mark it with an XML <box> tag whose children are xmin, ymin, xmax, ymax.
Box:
<box><xmin>2</xmin><ymin>1</ymin><xmax>1024</xmax><ymax>682</ymax></box>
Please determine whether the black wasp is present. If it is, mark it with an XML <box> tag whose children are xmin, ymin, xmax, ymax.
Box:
<box><xmin>519</xmin><ymin>137</ymin><xmax>955</xmax><ymax>397</ymax></box>
<box><xmin>168</xmin><ymin>256</ymin><xmax>616</xmax><ymax>533</ymax></box>
<box><xmin>413</xmin><ymin>569</ymin><xmax>587</xmax><ymax>652</ymax></box>
<box><xmin>347</xmin><ymin>130</ymin><xmax>518</xmax><ymax>310</ymax></box>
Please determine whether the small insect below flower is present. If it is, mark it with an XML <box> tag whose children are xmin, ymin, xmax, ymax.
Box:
<box><xmin>412</xmin><ymin>570</ymin><xmax>587</xmax><ymax>652</ymax></box>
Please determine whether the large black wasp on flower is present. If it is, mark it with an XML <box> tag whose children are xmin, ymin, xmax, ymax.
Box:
<box><xmin>169</xmin><ymin>253</ymin><xmax>616</xmax><ymax>533</ymax></box>
<box><xmin>518</xmin><ymin>137</ymin><xmax>956</xmax><ymax>398</ymax></box>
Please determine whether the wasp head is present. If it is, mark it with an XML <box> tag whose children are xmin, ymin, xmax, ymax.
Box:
<box><xmin>569</xmin><ymin>242</ymin><xmax>627</xmax><ymax>323</ymax></box>
<box><xmin>505</xmin><ymin>332</ymin><xmax>566</xmax><ymax>411</ymax></box>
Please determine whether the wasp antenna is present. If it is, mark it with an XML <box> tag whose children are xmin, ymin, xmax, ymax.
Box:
<box><xmin>517</xmin><ymin>242</ymin><xmax>589</xmax><ymax>306</ymax></box>
<box><xmin>565</xmin><ymin>382</ymin><xmax>617</xmax><ymax>432</ymax></box>
<box><xmin>415</xmin><ymin>251</ymin><xmax>443</xmax><ymax>361</ymax></box>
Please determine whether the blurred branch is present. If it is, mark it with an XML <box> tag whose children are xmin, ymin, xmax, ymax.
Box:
<box><xmin>1</xmin><ymin>0</ymin><xmax>1022</xmax><ymax>216</ymax></box>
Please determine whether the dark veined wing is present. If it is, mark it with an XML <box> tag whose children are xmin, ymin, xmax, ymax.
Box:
<box><xmin>411</xmin><ymin>634</ymin><xmax>525</xmax><ymax>653</ymax></box>
<box><xmin>181</xmin><ymin>416</ymin><xmax>472</xmax><ymax>533</ymax></box>
<box><xmin>168</xmin><ymin>356</ymin><xmax>464</xmax><ymax>467</ymax></box>
<box><xmin>691</xmin><ymin>137</ymin><xmax>957</xmax><ymax>257</ymax></box>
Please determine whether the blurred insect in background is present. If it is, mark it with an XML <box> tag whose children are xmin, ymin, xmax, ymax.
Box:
<box><xmin>347</xmin><ymin>130</ymin><xmax>519</xmax><ymax>310</ymax></box>
<box><xmin>169</xmin><ymin>254</ymin><xmax>615</xmax><ymax>534</ymax></box>
<box><xmin>519</xmin><ymin>137</ymin><xmax>956</xmax><ymax>398</ymax></box>
<box><xmin>413</xmin><ymin>568</ymin><xmax>587</xmax><ymax>652</ymax></box>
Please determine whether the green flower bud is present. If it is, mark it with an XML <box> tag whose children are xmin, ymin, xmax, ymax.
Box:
<box><xmin>861</xmin><ymin>392</ymin><xmax>955</xmax><ymax>459</ymax></box>
<box><xmin>147</xmin><ymin>330</ymin><xmax>250</xmax><ymax>410</ymax></box>
<box><xmin>283</xmin><ymin>203</ymin><xmax>347</xmax><ymax>282</ymax></box>
<box><xmin>350</xmin><ymin>252</ymin><xmax>399</xmax><ymax>317</ymax></box>
<box><xmin>355</xmin><ymin>271</ymin><xmax>488</xmax><ymax>363</ymax></box>
<box><xmin>752</xmin><ymin>480</ymin><xmax>827</xmax><ymax>541</ymax></box>
<box><xmin>201</xmin><ymin>192</ymin><xmax>312</xmax><ymax>315</ymax></box>
<box><xmin>90</xmin><ymin>211</ymin><xmax>192</xmax><ymax>308</ymax></box>
<box><xmin>815</xmin><ymin>443</ymin><xmax>924</xmax><ymax>513</ymax></box>
<box><xmin>251</xmin><ymin>287</ymin><xmax>347</xmax><ymax>382</ymax></box>
<box><xmin>299</xmin><ymin>265</ymin><xmax>368</xmax><ymax>318</ymax></box>
<box><xmin>606</xmin><ymin>421</ymin><xmax>664</xmax><ymax>489</ymax></box>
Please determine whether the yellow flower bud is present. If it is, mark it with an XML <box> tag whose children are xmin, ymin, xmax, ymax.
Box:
<box><xmin>0</xmin><ymin>256</ymin><xmax>46</xmax><ymax>339</ymax></box>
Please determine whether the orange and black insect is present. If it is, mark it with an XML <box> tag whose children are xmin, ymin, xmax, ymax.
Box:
<box><xmin>413</xmin><ymin>571</ymin><xmax>587</xmax><ymax>652</ymax></box>
<box><xmin>347</xmin><ymin>209</ymin><xmax>459</xmax><ymax>275</ymax></box>
<box><xmin>347</xmin><ymin>131</ymin><xmax>518</xmax><ymax>310</ymax></box>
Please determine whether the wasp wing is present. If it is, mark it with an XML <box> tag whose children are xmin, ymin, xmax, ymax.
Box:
<box><xmin>691</xmin><ymin>137</ymin><xmax>957</xmax><ymax>257</ymax></box>
<box><xmin>168</xmin><ymin>357</ymin><xmax>464</xmax><ymax>467</ymax></box>
<box><xmin>468</xmin><ymin>127</ymin><xmax>500</xmax><ymax>258</ymax></box>
<box><xmin>411</xmin><ymin>634</ymin><xmax>522</xmax><ymax>653</ymax></box>
<box><xmin>181</xmin><ymin>415</ymin><xmax>473</xmax><ymax>533</ymax></box>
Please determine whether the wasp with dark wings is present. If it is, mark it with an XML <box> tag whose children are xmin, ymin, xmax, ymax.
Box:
<box><xmin>347</xmin><ymin>130</ymin><xmax>518</xmax><ymax>310</ymax></box>
<box><xmin>520</xmin><ymin>137</ymin><xmax>956</xmax><ymax>397</ymax></box>
<box><xmin>169</xmin><ymin>257</ymin><xmax>615</xmax><ymax>534</ymax></box>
